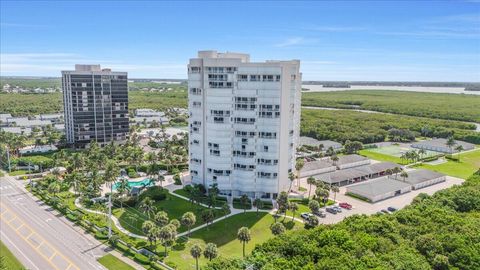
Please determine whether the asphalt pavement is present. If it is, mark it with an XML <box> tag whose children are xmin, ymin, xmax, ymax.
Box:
<box><xmin>0</xmin><ymin>175</ymin><xmax>107</xmax><ymax>270</ymax></box>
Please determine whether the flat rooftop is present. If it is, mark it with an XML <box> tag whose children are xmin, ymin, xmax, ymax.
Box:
<box><xmin>313</xmin><ymin>162</ymin><xmax>401</xmax><ymax>184</ymax></box>
<box><xmin>301</xmin><ymin>160</ymin><xmax>336</xmax><ymax>173</ymax></box>
<box><xmin>299</xmin><ymin>137</ymin><xmax>342</xmax><ymax>149</ymax></box>
<box><xmin>347</xmin><ymin>177</ymin><xmax>411</xmax><ymax>197</ymax></box>
<box><xmin>335</xmin><ymin>154</ymin><xmax>369</xmax><ymax>165</ymax></box>
<box><xmin>398</xmin><ymin>169</ymin><xmax>445</xmax><ymax>185</ymax></box>
<box><xmin>412</xmin><ymin>138</ymin><xmax>475</xmax><ymax>151</ymax></box>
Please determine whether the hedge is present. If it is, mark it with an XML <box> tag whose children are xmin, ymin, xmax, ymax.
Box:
<box><xmin>134</xmin><ymin>253</ymin><xmax>150</xmax><ymax>265</ymax></box>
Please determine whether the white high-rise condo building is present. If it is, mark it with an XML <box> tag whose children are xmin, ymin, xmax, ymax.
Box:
<box><xmin>188</xmin><ymin>51</ymin><xmax>301</xmax><ymax>199</ymax></box>
<box><xmin>62</xmin><ymin>65</ymin><xmax>129</xmax><ymax>148</ymax></box>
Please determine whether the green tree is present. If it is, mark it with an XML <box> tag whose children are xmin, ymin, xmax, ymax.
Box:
<box><xmin>201</xmin><ymin>209</ymin><xmax>215</xmax><ymax>229</ymax></box>
<box><xmin>289</xmin><ymin>202</ymin><xmax>299</xmax><ymax>221</ymax></box>
<box><xmin>308</xmin><ymin>199</ymin><xmax>320</xmax><ymax>214</ymax></box>
<box><xmin>276</xmin><ymin>192</ymin><xmax>289</xmax><ymax>219</ymax></box>
<box><xmin>331</xmin><ymin>184</ymin><xmax>340</xmax><ymax>202</ymax></box>
<box><xmin>253</xmin><ymin>198</ymin><xmax>264</xmax><ymax>216</ymax></box>
<box><xmin>240</xmin><ymin>194</ymin><xmax>250</xmax><ymax>214</ymax></box>
<box><xmin>237</xmin><ymin>227</ymin><xmax>251</xmax><ymax>258</ymax></box>
<box><xmin>203</xmin><ymin>242</ymin><xmax>218</xmax><ymax>261</ymax></box>
<box><xmin>139</xmin><ymin>197</ymin><xmax>156</xmax><ymax>219</ymax></box>
<box><xmin>400</xmin><ymin>170</ymin><xmax>409</xmax><ymax>182</ymax></box>
<box><xmin>270</xmin><ymin>222</ymin><xmax>286</xmax><ymax>236</ymax></box>
<box><xmin>307</xmin><ymin>176</ymin><xmax>316</xmax><ymax>198</ymax></box>
<box><xmin>154</xmin><ymin>211</ymin><xmax>169</xmax><ymax>227</ymax></box>
<box><xmin>190</xmin><ymin>244</ymin><xmax>202</xmax><ymax>270</ymax></box>
<box><xmin>181</xmin><ymin>212</ymin><xmax>196</xmax><ymax>237</ymax></box>
<box><xmin>47</xmin><ymin>181</ymin><xmax>61</xmax><ymax>197</ymax></box>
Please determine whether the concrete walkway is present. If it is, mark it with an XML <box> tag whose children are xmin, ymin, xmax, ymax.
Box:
<box><xmin>74</xmin><ymin>197</ymin><xmax>148</xmax><ymax>240</ymax></box>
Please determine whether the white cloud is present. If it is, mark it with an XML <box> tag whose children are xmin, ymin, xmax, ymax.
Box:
<box><xmin>0</xmin><ymin>53</ymin><xmax>186</xmax><ymax>78</ymax></box>
<box><xmin>275</xmin><ymin>37</ymin><xmax>306</xmax><ymax>47</ymax></box>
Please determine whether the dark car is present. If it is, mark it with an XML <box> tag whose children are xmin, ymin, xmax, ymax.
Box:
<box><xmin>326</xmin><ymin>207</ymin><xmax>337</xmax><ymax>214</ymax></box>
<box><xmin>387</xmin><ymin>207</ymin><xmax>398</xmax><ymax>212</ymax></box>
<box><xmin>314</xmin><ymin>210</ymin><xmax>326</xmax><ymax>218</ymax></box>
<box><xmin>339</xmin><ymin>202</ymin><xmax>352</xmax><ymax>210</ymax></box>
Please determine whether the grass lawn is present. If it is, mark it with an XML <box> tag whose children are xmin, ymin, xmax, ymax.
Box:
<box><xmin>97</xmin><ymin>254</ymin><xmax>135</xmax><ymax>270</ymax></box>
<box><xmin>0</xmin><ymin>240</ymin><xmax>25</xmax><ymax>270</ymax></box>
<box><xmin>166</xmin><ymin>212</ymin><xmax>302</xmax><ymax>269</ymax></box>
<box><xmin>359</xmin><ymin>149</ymin><xmax>407</xmax><ymax>165</ymax></box>
<box><xmin>415</xmin><ymin>149</ymin><xmax>480</xmax><ymax>179</ymax></box>
<box><xmin>285</xmin><ymin>198</ymin><xmax>334</xmax><ymax>218</ymax></box>
<box><xmin>8</xmin><ymin>170</ymin><xmax>30</xmax><ymax>176</ymax></box>
<box><xmin>113</xmin><ymin>192</ymin><xmax>224</xmax><ymax>235</ymax></box>
<box><xmin>173</xmin><ymin>188</ymin><xmax>228</xmax><ymax>207</ymax></box>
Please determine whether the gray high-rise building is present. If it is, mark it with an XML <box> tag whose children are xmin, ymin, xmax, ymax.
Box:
<box><xmin>62</xmin><ymin>65</ymin><xmax>129</xmax><ymax>148</ymax></box>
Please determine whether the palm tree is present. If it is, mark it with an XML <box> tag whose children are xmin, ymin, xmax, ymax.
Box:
<box><xmin>115</xmin><ymin>177</ymin><xmax>130</xmax><ymax>208</ymax></box>
<box><xmin>446</xmin><ymin>137</ymin><xmax>456</xmax><ymax>154</ymax></box>
<box><xmin>400</xmin><ymin>171</ymin><xmax>409</xmax><ymax>182</ymax></box>
<box><xmin>221</xmin><ymin>203</ymin><xmax>230</xmax><ymax>219</ymax></box>
<box><xmin>201</xmin><ymin>209</ymin><xmax>215</xmax><ymax>229</ymax></box>
<box><xmin>141</xmin><ymin>220</ymin><xmax>155</xmax><ymax>235</ymax></box>
<box><xmin>253</xmin><ymin>198</ymin><xmax>263</xmax><ymax>216</ymax></box>
<box><xmin>418</xmin><ymin>149</ymin><xmax>427</xmax><ymax>159</ymax></box>
<box><xmin>308</xmin><ymin>200</ymin><xmax>320</xmax><ymax>214</ymax></box>
<box><xmin>158</xmin><ymin>225</ymin><xmax>175</xmax><ymax>256</ymax></box>
<box><xmin>139</xmin><ymin>197</ymin><xmax>156</xmax><ymax>219</ymax></box>
<box><xmin>289</xmin><ymin>202</ymin><xmax>298</xmax><ymax>221</ymax></box>
<box><xmin>392</xmin><ymin>167</ymin><xmax>401</xmax><ymax>180</ymax></box>
<box><xmin>203</xmin><ymin>243</ymin><xmax>218</xmax><ymax>261</ymax></box>
<box><xmin>190</xmin><ymin>244</ymin><xmax>202</xmax><ymax>270</ymax></box>
<box><xmin>270</xmin><ymin>222</ymin><xmax>286</xmax><ymax>236</ymax></box>
<box><xmin>288</xmin><ymin>172</ymin><xmax>295</xmax><ymax>192</ymax></box>
<box><xmin>307</xmin><ymin>177</ymin><xmax>316</xmax><ymax>198</ymax></box>
<box><xmin>47</xmin><ymin>181</ymin><xmax>61</xmax><ymax>197</ymax></box>
<box><xmin>237</xmin><ymin>227</ymin><xmax>251</xmax><ymax>258</ymax></box>
<box><xmin>330</xmin><ymin>184</ymin><xmax>340</xmax><ymax>202</ymax></box>
<box><xmin>331</xmin><ymin>154</ymin><xmax>339</xmax><ymax>167</ymax></box>
<box><xmin>181</xmin><ymin>212</ymin><xmax>196</xmax><ymax>237</ymax></box>
<box><xmin>455</xmin><ymin>145</ymin><xmax>464</xmax><ymax>161</ymax></box>
<box><xmin>385</xmin><ymin>168</ymin><xmax>393</xmax><ymax>176</ymax></box>
<box><xmin>154</xmin><ymin>211</ymin><xmax>169</xmax><ymax>227</ymax></box>
<box><xmin>295</xmin><ymin>159</ymin><xmax>304</xmax><ymax>187</ymax></box>
<box><xmin>240</xmin><ymin>194</ymin><xmax>249</xmax><ymax>214</ymax></box>
<box><xmin>315</xmin><ymin>188</ymin><xmax>329</xmax><ymax>207</ymax></box>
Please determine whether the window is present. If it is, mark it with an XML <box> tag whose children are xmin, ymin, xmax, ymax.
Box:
<box><xmin>262</xmin><ymin>75</ymin><xmax>274</xmax><ymax>82</ymax></box>
<box><xmin>190</xmin><ymin>88</ymin><xmax>202</xmax><ymax>95</ymax></box>
<box><xmin>190</xmin><ymin>67</ymin><xmax>201</xmax><ymax>73</ymax></box>
<box><xmin>264</xmin><ymin>146</ymin><xmax>268</xmax><ymax>152</ymax></box>
<box><xmin>276</xmin><ymin>75</ymin><xmax>281</xmax><ymax>81</ymax></box>
<box><xmin>238</xmin><ymin>74</ymin><xmax>248</xmax><ymax>81</ymax></box>
<box><xmin>250</xmin><ymin>75</ymin><xmax>260</xmax><ymax>81</ymax></box>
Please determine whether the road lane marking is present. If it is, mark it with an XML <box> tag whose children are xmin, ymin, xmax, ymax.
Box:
<box><xmin>0</xmin><ymin>230</ymin><xmax>41</xmax><ymax>270</ymax></box>
<box><xmin>0</xmin><ymin>203</ymin><xmax>80</xmax><ymax>270</ymax></box>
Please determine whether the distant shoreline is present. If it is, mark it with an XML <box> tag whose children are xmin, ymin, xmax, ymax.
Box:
<box><xmin>301</xmin><ymin>85</ymin><xmax>480</xmax><ymax>95</ymax></box>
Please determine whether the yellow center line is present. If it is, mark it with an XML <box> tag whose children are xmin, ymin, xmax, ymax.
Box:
<box><xmin>15</xmin><ymin>224</ymin><xmax>25</xmax><ymax>231</ymax></box>
<box><xmin>49</xmin><ymin>252</ymin><xmax>58</xmax><ymax>260</ymax></box>
<box><xmin>5</xmin><ymin>215</ymin><xmax>17</xmax><ymax>223</ymax></box>
<box><xmin>0</xmin><ymin>203</ymin><xmax>80</xmax><ymax>270</ymax></box>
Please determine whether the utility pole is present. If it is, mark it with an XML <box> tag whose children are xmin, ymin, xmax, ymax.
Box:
<box><xmin>6</xmin><ymin>146</ymin><xmax>11</xmax><ymax>173</ymax></box>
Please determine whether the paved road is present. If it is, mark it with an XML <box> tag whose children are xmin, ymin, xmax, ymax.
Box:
<box><xmin>0</xmin><ymin>175</ymin><xmax>107</xmax><ymax>270</ymax></box>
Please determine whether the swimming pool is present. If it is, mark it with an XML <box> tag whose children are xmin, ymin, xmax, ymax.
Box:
<box><xmin>113</xmin><ymin>178</ymin><xmax>154</xmax><ymax>190</ymax></box>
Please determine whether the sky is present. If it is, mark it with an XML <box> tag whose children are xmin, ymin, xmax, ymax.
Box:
<box><xmin>1</xmin><ymin>1</ymin><xmax>479</xmax><ymax>81</ymax></box>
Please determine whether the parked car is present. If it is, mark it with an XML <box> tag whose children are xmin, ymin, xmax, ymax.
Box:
<box><xmin>376</xmin><ymin>211</ymin><xmax>384</xmax><ymax>215</ymax></box>
<box><xmin>300</xmin><ymin>212</ymin><xmax>315</xmax><ymax>220</ymax></box>
<box><xmin>387</xmin><ymin>207</ymin><xmax>398</xmax><ymax>212</ymax></box>
<box><xmin>339</xmin><ymin>202</ymin><xmax>352</xmax><ymax>210</ymax></box>
<box><xmin>313</xmin><ymin>210</ymin><xmax>326</xmax><ymax>218</ymax></box>
<box><xmin>326</xmin><ymin>207</ymin><xmax>337</xmax><ymax>214</ymax></box>
<box><xmin>381</xmin><ymin>209</ymin><xmax>390</xmax><ymax>214</ymax></box>
<box><xmin>333</xmin><ymin>206</ymin><xmax>343</xmax><ymax>213</ymax></box>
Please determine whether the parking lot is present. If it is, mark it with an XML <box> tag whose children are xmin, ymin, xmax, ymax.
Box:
<box><xmin>313</xmin><ymin>176</ymin><xmax>464</xmax><ymax>225</ymax></box>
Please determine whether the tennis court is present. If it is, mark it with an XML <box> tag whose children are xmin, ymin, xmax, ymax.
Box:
<box><xmin>369</xmin><ymin>145</ymin><xmax>438</xmax><ymax>158</ymax></box>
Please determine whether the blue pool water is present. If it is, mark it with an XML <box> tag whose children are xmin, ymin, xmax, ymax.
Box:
<box><xmin>113</xmin><ymin>178</ymin><xmax>153</xmax><ymax>190</ymax></box>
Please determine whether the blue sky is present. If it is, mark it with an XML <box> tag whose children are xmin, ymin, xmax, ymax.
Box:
<box><xmin>1</xmin><ymin>1</ymin><xmax>479</xmax><ymax>81</ymax></box>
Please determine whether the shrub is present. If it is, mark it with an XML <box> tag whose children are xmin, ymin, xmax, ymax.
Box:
<box><xmin>66</xmin><ymin>213</ymin><xmax>78</xmax><ymax>222</ymax></box>
<box><xmin>138</xmin><ymin>186</ymin><xmax>167</xmax><ymax>202</ymax></box>
<box><xmin>173</xmin><ymin>173</ymin><xmax>182</xmax><ymax>185</ymax></box>
<box><xmin>134</xmin><ymin>253</ymin><xmax>150</xmax><ymax>265</ymax></box>
<box><xmin>150</xmin><ymin>262</ymin><xmax>165</xmax><ymax>270</ymax></box>
<box><xmin>165</xmin><ymin>261</ymin><xmax>178</xmax><ymax>268</ymax></box>
<box><xmin>95</xmin><ymin>230</ymin><xmax>108</xmax><ymax>240</ymax></box>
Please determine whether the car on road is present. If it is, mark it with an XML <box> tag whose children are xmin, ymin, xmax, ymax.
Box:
<box><xmin>313</xmin><ymin>210</ymin><xmax>326</xmax><ymax>218</ymax></box>
<box><xmin>339</xmin><ymin>202</ymin><xmax>352</xmax><ymax>210</ymax></box>
<box><xmin>326</xmin><ymin>207</ymin><xmax>337</xmax><ymax>214</ymax></box>
<box><xmin>387</xmin><ymin>207</ymin><xmax>398</xmax><ymax>212</ymax></box>
<box><xmin>381</xmin><ymin>209</ymin><xmax>390</xmax><ymax>214</ymax></box>
<box><xmin>300</xmin><ymin>212</ymin><xmax>315</xmax><ymax>220</ymax></box>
